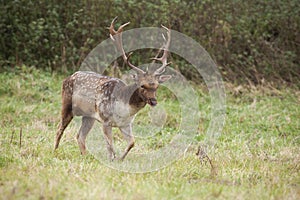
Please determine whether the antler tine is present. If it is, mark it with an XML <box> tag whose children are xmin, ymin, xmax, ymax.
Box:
<box><xmin>109</xmin><ymin>17</ymin><xmax>145</xmax><ymax>74</ymax></box>
<box><xmin>118</xmin><ymin>22</ymin><xmax>130</xmax><ymax>32</ymax></box>
<box><xmin>108</xmin><ymin>16</ymin><xmax>118</xmax><ymax>36</ymax></box>
<box><xmin>152</xmin><ymin>25</ymin><xmax>171</xmax><ymax>76</ymax></box>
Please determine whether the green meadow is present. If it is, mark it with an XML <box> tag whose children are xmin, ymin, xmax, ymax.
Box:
<box><xmin>0</xmin><ymin>67</ymin><xmax>299</xmax><ymax>199</ymax></box>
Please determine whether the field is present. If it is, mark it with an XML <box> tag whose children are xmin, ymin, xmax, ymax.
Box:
<box><xmin>0</xmin><ymin>67</ymin><xmax>299</xmax><ymax>199</ymax></box>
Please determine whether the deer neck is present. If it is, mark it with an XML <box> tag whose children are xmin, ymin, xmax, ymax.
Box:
<box><xmin>115</xmin><ymin>83</ymin><xmax>146</xmax><ymax>114</ymax></box>
<box><xmin>129</xmin><ymin>84</ymin><xmax>147</xmax><ymax>111</ymax></box>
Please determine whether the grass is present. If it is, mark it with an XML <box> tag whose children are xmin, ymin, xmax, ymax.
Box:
<box><xmin>0</xmin><ymin>66</ymin><xmax>299</xmax><ymax>199</ymax></box>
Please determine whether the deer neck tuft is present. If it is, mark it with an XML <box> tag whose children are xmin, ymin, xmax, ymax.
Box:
<box><xmin>129</xmin><ymin>84</ymin><xmax>146</xmax><ymax>110</ymax></box>
<box><xmin>115</xmin><ymin>83</ymin><xmax>146</xmax><ymax>112</ymax></box>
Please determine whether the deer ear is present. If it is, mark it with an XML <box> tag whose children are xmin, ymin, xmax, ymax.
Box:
<box><xmin>158</xmin><ymin>75</ymin><xmax>172</xmax><ymax>83</ymax></box>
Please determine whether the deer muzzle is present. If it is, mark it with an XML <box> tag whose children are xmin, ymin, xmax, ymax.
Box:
<box><xmin>147</xmin><ymin>98</ymin><xmax>157</xmax><ymax>107</ymax></box>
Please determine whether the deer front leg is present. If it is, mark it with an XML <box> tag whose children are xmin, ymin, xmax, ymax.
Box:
<box><xmin>103</xmin><ymin>123</ymin><xmax>116</xmax><ymax>161</ymax></box>
<box><xmin>119</xmin><ymin>125</ymin><xmax>135</xmax><ymax>161</ymax></box>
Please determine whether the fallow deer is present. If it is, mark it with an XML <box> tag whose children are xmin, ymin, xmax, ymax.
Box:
<box><xmin>54</xmin><ymin>17</ymin><xmax>172</xmax><ymax>160</ymax></box>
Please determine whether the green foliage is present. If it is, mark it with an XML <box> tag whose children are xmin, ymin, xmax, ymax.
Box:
<box><xmin>0</xmin><ymin>0</ymin><xmax>299</xmax><ymax>84</ymax></box>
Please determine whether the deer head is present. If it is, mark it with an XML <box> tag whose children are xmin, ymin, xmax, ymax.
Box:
<box><xmin>109</xmin><ymin>17</ymin><xmax>172</xmax><ymax>107</ymax></box>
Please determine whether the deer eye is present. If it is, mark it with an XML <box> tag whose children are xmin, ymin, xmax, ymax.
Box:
<box><xmin>141</xmin><ymin>85</ymin><xmax>146</xmax><ymax>89</ymax></box>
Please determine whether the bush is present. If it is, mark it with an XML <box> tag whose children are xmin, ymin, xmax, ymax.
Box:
<box><xmin>0</xmin><ymin>0</ymin><xmax>299</xmax><ymax>84</ymax></box>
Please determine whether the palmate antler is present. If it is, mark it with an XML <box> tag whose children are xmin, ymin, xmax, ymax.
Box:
<box><xmin>109</xmin><ymin>17</ymin><xmax>171</xmax><ymax>76</ymax></box>
<box><xmin>151</xmin><ymin>25</ymin><xmax>171</xmax><ymax>76</ymax></box>
<box><xmin>109</xmin><ymin>17</ymin><xmax>145</xmax><ymax>74</ymax></box>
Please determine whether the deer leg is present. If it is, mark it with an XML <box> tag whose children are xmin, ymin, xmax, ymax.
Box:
<box><xmin>119</xmin><ymin>125</ymin><xmax>135</xmax><ymax>161</ymax></box>
<box><xmin>103</xmin><ymin>124</ymin><xmax>116</xmax><ymax>161</ymax></box>
<box><xmin>54</xmin><ymin>104</ymin><xmax>73</xmax><ymax>150</ymax></box>
<box><xmin>77</xmin><ymin>117</ymin><xmax>95</xmax><ymax>155</ymax></box>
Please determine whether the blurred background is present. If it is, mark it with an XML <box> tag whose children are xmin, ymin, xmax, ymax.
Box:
<box><xmin>1</xmin><ymin>0</ymin><xmax>299</xmax><ymax>86</ymax></box>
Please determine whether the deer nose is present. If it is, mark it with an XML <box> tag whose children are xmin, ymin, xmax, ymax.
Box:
<box><xmin>148</xmin><ymin>98</ymin><xmax>157</xmax><ymax>107</ymax></box>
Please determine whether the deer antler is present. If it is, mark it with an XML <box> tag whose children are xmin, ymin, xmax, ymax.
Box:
<box><xmin>152</xmin><ymin>25</ymin><xmax>171</xmax><ymax>76</ymax></box>
<box><xmin>109</xmin><ymin>17</ymin><xmax>145</xmax><ymax>74</ymax></box>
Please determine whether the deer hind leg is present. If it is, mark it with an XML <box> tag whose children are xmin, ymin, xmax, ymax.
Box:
<box><xmin>103</xmin><ymin>124</ymin><xmax>116</xmax><ymax>161</ymax></box>
<box><xmin>54</xmin><ymin>103</ymin><xmax>73</xmax><ymax>150</ymax></box>
<box><xmin>119</xmin><ymin>125</ymin><xmax>135</xmax><ymax>161</ymax></box>
<box><xmin>77</xmin><ymin>117</ymin><xmax>95</xmax><ymax>155</ymax></box>
<box><xmin>55</xmin><ymin>77</ymin><xmax>74</xmax><ymax>150</ymax></box>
